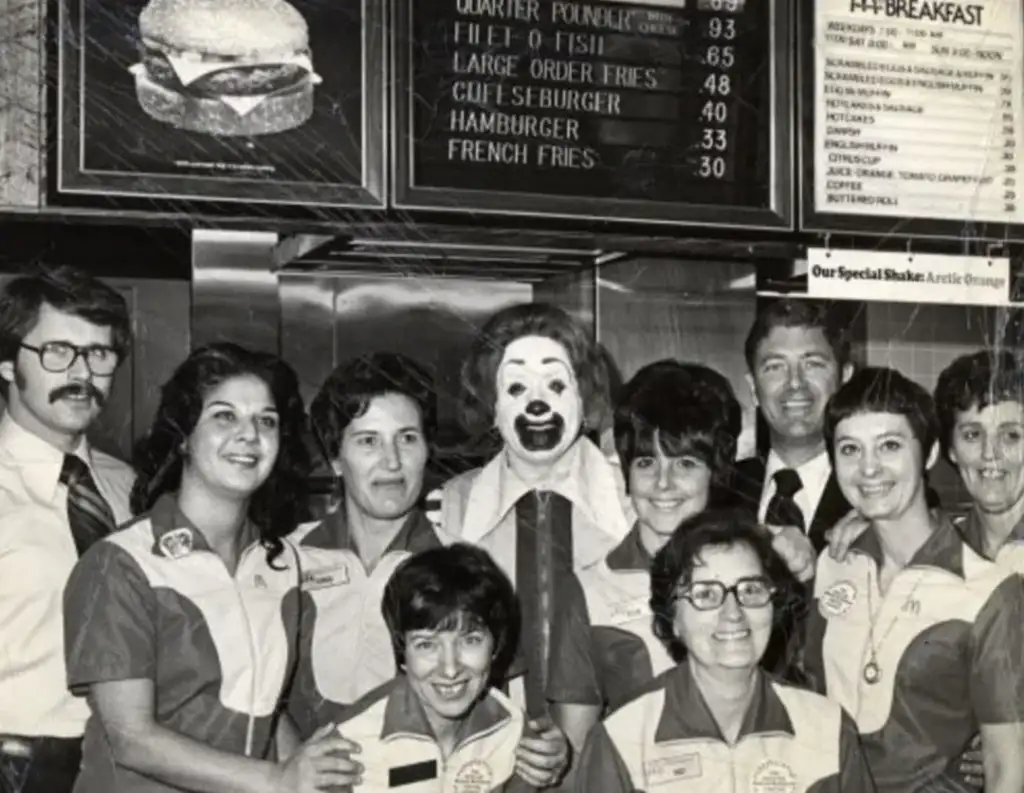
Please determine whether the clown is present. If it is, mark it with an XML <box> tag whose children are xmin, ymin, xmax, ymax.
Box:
<box><xmin>426</xmin><ymin>302</ymin><xmax>631</xmax><ymax>761</ymax></box>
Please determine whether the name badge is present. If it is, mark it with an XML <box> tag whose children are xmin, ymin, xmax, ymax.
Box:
<box><xmin>608</xmin><ymin>596</ymin><xmax>650</xmax><ymax>626</ymax></box>
<box><xmin>645</xmin><ymin>752</ymin><xmax>702</xmax><ymax>786</ymax></box>
<box><xmin>389</xmin><ymin>759</ymin><xmax>437</xmax><ymax>787</ymax></box>
<box><xmin>301</xmin><ymin>564</ymin><xmax>349</xmax><ymax>591</ymax></box>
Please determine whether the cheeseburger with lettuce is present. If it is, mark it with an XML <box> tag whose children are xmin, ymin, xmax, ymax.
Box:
<box><xmin>132</xmin><ymin>0</ymin><xmax>319</xmax><ymax>136</ymax></box>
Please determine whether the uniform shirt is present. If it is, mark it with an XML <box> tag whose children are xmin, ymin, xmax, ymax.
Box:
<box><xmin>575</xmin><ymin>662</ymin><xmax>873</xmax><ymax>793</ymax></box>
<box><xmin>758</xmin><ymin>449</ymin><xmax>833</xmax><ymax>531</ymax></box>
<box><xmin>804</xmin><ymin>516</ymin><xmax>1024</xmax><ymax>793</ymax></box>
<box><xmin>576</xmin><ymin>525</ymin><xmax>673</xmax><ymax>714</ymax></box>
<box><xmin>0</xmin><ymin>413</ymin><xmax>134</xmax><ymax>737</ymax></box>
<box><xmin>287</xmin><ymin>508</ymin><xmax>444</xmax><ymax>736</ymax></box>
<box><xmin>338</xmin><ymin>675</ymin><xmax>531</xmax><ymax>793</ymax></box>
<box><xmin>63</xmin><ymin>494</ymin><xmax>301</xmax><ymax>793</ymax></box>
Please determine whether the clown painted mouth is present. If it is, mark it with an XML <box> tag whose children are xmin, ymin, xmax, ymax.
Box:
<box><xmin>514</xmin><ymin>414</ymin><xmax>565</xmax><ymax>452</ymax></box>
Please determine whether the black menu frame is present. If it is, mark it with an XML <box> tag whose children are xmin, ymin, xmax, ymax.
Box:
<box><xmin>54</xmin><ymin>0</ymin><xmax>387</xmax><ymax>209</ymax></box>
<box><xmin>392</xmin><ymin>0</ymin><xmax>793</xmax><ymax>229</ymax></box>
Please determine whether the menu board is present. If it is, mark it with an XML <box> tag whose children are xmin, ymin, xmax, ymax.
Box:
<box><xmin>805</xmin><ymin>0</ymin><xmax>1024</xmax><ymax>237</ymax></box>
<box><xmin>392</xmin><ymin>0</ymin><xmax>792</xmax><ymax>228</ymax></box>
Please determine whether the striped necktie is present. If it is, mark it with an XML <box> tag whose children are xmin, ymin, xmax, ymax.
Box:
<box><xmin>60</xmin><ymin>454</ymin><xmax>117</xmax><ymax>556</ymax></box>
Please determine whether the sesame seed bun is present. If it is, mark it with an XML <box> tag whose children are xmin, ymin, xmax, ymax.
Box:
<box><xmin>138</xmin><ymin>0</ymin><xmax>309</xmax><ymax>60</ymax></box>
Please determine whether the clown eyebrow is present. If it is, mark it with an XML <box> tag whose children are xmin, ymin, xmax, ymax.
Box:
<box><xmin>503</xmin><ymin>358</ymin><xmax>569</xmax><ymax>366</ymax></box>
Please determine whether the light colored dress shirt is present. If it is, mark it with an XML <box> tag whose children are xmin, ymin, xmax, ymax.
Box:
<box><xmin>0</xmin><ymin>413</ymin><xmax>133</xmax><ymax>737</ymax></box>
<box><xmin>758</xmin><ymin>449</ymin><xmax>832</xmax><ymax>532</ymax></box>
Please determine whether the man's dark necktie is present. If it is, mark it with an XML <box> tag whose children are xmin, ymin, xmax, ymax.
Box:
<box><xmin>763</xmin><ymin>468</ymin><xmax>811</xmax><ymax>684</ymax></box>
<box><xmin>765</xmin><ymin>468</ymin><xmax>805</xmax><ymax>531</ymax></box>
<box><xmin>514</xmin><ymin>490</ymin><xmax>573</xmax><ymax>718</ymax></box>
<box><xmin>61</xmin><ymin>455</ymin><xmax>116</xmax><ymax>556</ymax></box>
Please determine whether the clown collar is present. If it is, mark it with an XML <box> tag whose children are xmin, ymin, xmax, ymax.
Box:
<box><xmin>458</xmin><ymin>436</ymin><xmax>631</xmax><ymax>562</ymax></box>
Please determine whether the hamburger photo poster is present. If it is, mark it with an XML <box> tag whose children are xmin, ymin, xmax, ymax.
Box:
<box><xmin>54</xmin><ymin>0</ymin><xmax>386</xmax><ymax>208</ymax></box>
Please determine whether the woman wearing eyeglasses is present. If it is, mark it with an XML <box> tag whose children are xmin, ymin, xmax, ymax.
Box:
<box><xmin>574</xmin><ymin>508</ymin><xmax>875</xmax><ymax>793</ymax></box>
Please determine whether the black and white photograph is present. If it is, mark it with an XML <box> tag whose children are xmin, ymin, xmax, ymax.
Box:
<box><xmin>54</xmin><ymin>0</ymin><xmax>386</xmax><ymax>207</ymax></box>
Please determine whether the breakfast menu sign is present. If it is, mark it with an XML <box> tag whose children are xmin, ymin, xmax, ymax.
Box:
<box><xmin>804</xmin><ymin>0</ymin><xmax>1024</xmax><ymax>237</ymax></box>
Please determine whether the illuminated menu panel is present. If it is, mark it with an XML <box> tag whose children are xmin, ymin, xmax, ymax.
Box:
<box><xmin>814</xmin><ymin>0</ymin><xmax>1024</xmax><ymax>224</ymax></box>
<box><xmin>394</xmin><ymin>0</ymin><xmax>790</xmax><ymax>226</ymax></box>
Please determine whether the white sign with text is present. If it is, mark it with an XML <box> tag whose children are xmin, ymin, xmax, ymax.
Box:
<box><xmin>807</xmin><ymin>248</ymin><xmax>1011</xmax><ymax>305</ymax></box>
<box><xmin>814</xmin><ymin>0</ymin><xmax>1024</xmax><ymax>223</ymax></box>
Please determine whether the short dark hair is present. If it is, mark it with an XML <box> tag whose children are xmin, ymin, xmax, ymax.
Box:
<box><xmin>614</xmin><ymin>360</ymin><xmax>741</xmax><ymax>495</ymax></box>
<box><xmin>459</xmin><ymin>303</ymin><xmax>610</xmax><ymax>436</ymax></box>
<box><xmin>0</xmin><ymin>265</ymin><xmax>132</xmax><ymax>394</ymax></box>
<box><xmin>935</xmin><ymin>350</ymin><xmax>1024</xmax><ymax>461</ymax></box>
<box><xmin>310</xmin><ymin>352</ymin><xmax>436</xmax><ymax>462</ymax></box>
<box><xmin>824</xmin><ymin>366</ymin><xmax>939</xmax><ymax>461</ymax></box>
<box><xmin>130</xmin><ymin>343</ymin><xmax>311</xmax><ymax>567</ymax></box>
<box><xmin>381</xmin><ymin>544</ymin><xmax>520</xmax><ymax>684</ymax></box>
<box><xmin>649</xmin><ymin>508</ymin><xmax>790</xmax><ymax>662</ymax></box>
<box><xmin>744</xmin><ymin>298</ymin><xmax>849</xmax><ymax>372</ymax></box>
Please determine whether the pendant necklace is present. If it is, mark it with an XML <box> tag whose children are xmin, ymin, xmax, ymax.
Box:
<box><xmin>862</xmin><ymin>569</ymin><xmax>923</xmax><ymax>686</ymax></box>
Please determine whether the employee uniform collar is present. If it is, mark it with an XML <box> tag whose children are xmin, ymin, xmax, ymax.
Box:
<box><xmin>847</xmin><ymin>511</ymin><xmax>965</xmax><ymax>578</ymax></box>
<box><xmin>959</xmin><ymin>507</ymin><xmax>1024</xmax><ymax>560</ymax></box>
<box><xmin>148</xmin><ymin>493</ymin><xmax>262</xmax><ymax>560</ymax></box>
<box><xmin>655</xmin><ymin>662</ymin><xmax>795</xmax><ymax>744</ymax></box>
<box><xmin>301</xmin><ymin>506</ymin><xmax>438</xmax><ymax>556</ymax></box>
<box><xmin>380</xmin><ymin>675</ymin><xmax>512</xmax><ymax>742</ymax></box>
<box><xmin>605</xmin><ymin>522</ymin><xmax>653</xmax><ymax>572</ymax></box>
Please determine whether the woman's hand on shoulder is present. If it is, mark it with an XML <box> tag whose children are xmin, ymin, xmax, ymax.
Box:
<box><xmin>824</xmin><ymin>510</ymin><xmax>871</xmax><ymax>563</ymax></box>
<box><xmin>273</xmin><ymin>722</ymin><xmax>363</xmax><ymax>793</ymax></box>
<box><xmin>515</xmin><ymin>717</ymin><xmax>570</xmax><ymax>788</ymax></box>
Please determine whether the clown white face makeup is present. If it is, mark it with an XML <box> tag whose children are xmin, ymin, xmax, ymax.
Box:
<box><xmin>496</xmin><ymin>335</ymin><xmax>582</xmax><ymax>465</ymax></box>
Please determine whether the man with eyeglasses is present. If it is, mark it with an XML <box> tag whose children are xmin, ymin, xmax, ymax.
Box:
<box><xmin>0</xmin><ymin>266</ymin><xmax>134</xmax><ymax>793</ymax></box>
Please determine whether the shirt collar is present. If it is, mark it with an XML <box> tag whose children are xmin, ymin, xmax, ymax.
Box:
<box><xmin>960</xmin><ymin>508</ymin><xmax>1024</xmax><ymax>560</ymax></box>
<box><xmin>655</xmin><ymin>662</ymin><xmax>794</xmax><ymax>743</ymax></box>
<box><xmin>0</xmin><ymin>412</ymin><xmax>96</xmax><ymax>502</ymax></box>
<box><xmin>605</xmin><ymin>522</ymin><xmax>652</xmax><ymax>572</ymax></box>
<box><xmin>848</xmin><ymin>511</ymin><xmax>965</xmax><ymax>578</ymax></box>
<box><xmin>380</xmin><ymin>675</ymin><xmax>512</xmax><ymax>742</ymax></box>
<box><xmin>147</xmin><ymin>493</ymin><xmax>263</xmax><ymax>561</ymax></box>
<box><xmin>300</xmin><ymin>507</ymin><xmax>440</xmax><ymax>556</ymax></box>
<box><xmin>459</xmin><ymin>436</ymin><xmax>631</xmax><ymax>548</ymax></box>
<box><xmin>764</xmin><ymin>448</ymin><xmax>832</xmax><ymax>497</ymax></box>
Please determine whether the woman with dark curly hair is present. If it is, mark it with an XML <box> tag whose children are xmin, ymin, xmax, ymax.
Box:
<box><xmin>62</xmin><ymin>343</ymin><xmax>361</xmax><ymax>793</ymax></box>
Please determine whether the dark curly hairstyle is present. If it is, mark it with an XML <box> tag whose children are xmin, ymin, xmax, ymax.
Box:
<box><xmin>310</xmin><ymin>352</ymin><xmax>436</xmax><ymax>463</ymax></box>
<box><xmin>614</xmin><ymin>360</ymin><xmax>742</xmax><ymax>497</ymax></box>
<box><xmin>934</xmin><ymin>350</ymin><xmax>1024</xmax><ymax>462</ymax></box>
<box><xmin>381</xmin><ymin>543</ymin><xmax>520</xmax><ymax>685</ymax></box>
<box><xmin>824</xmin><ymin>366</ymin><xmax>939</xmax><ymax>464</ymax></box>
<box><xmin>0</xmin><ymin>265</ymin><xmax>131</xmax><ymax>397</ymax></box>
<box><xmin>744</xmin><ymin>298</ymin><xmax>850</xmax><ymax>372</ymax></box>
<box><xmin>129</xmin><ymin>342</ymin><xmax>311</xmax><ymax>566</ymax></box>
<box><xmin>459</xmin><ymin>303</ymin><xmax>610</xmax><ymax>437</ymax></box>
<box><xmin>649</xmin><ymin>508</ymin><xmax>791</xmax><ymax>663</ymax></box>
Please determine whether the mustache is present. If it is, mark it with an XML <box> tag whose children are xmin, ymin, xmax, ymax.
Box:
<box><xmin>49</xmin><ymin>382</ymin><xmax>106</xmax><ymax>407</ymax></box>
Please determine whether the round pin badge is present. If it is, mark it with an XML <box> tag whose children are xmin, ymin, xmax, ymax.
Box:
<box><xmin>818</xmin><ymin>580</ymin><xmax>857</xmax><ymax>619</ymax></box>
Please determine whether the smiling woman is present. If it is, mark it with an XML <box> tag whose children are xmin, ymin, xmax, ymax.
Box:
<box><xmin>334</xmin><ymin>544</ymin><xmax>538</xmax><ymax>793</ymax></box>
<box><xmin>574</xmin><ymin>509</ymin><xmax>874</xmax><ymax>793</ymax></box>
<box><xmin>61</xmin><ymin>343</ymin><xmax>366</xmax><ymax>793</ymax></box>
<box><xmin>805</xmin><ymin>367</ymin><xmax>1024</xmax><ymax>793</ymax></box>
